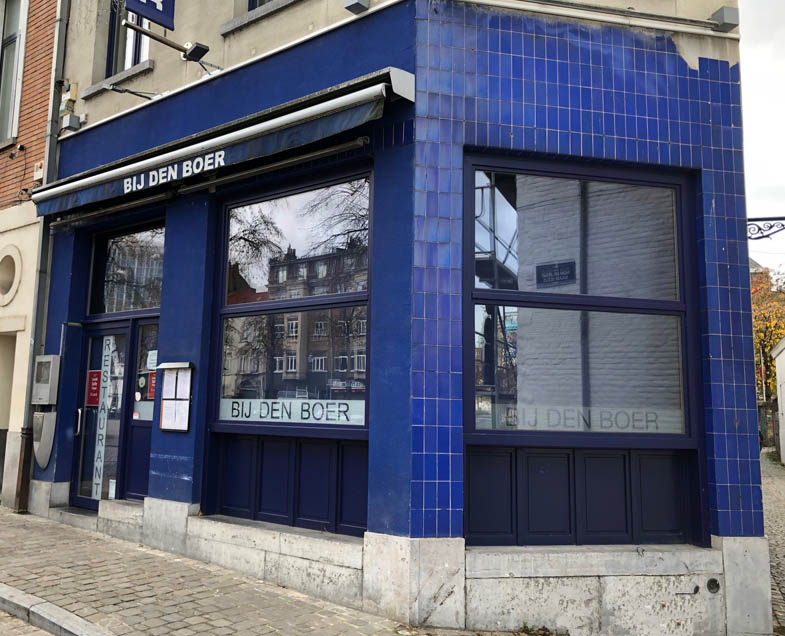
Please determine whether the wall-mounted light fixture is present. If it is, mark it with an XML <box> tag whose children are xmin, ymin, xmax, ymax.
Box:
<box><xmin>344</xmin><ymin>0</ymin><xmax>370</xmax><ymax>14</ymax></box>
<box><xmin>122</xmin><ymin>20</ymin><xmax>221</xmax><ymax>71</ymax></box>
<box><xmin>711</xmin><ymin>6</ymin><xmax>739</xmax><ymax>32</ymax></box>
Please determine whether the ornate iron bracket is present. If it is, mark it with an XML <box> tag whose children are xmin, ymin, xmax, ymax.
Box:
<box><xmin>748</xmin><ymin>217</ymin><xmax>785</xmax><ymax>240</ymax></box>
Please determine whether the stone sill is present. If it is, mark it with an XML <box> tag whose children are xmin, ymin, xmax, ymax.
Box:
<box><xmin>48</xmin><ymin>507</ymin><xmax>98</xmax><ymax>532</ymax></box>
<box><xmin>98</xmin><ymin>498</ymin><xmax>143</xmax><ymax>523</ymax></box>
<box><xmin>466</xmin><ymin>544</ymin><xmax>723</xmax><ymax>579</ymax></box>
<box><xmin>188</xmin><ymin>514</ymin><xmax>364</xmax><ymax>570</ymax></box>
<box><xmin>220</xmin><ymin>0</ymin><xmax>302</xmax><ymax>37</ymax></box>
<box><xmin>82</xmin><ymin>60</ymin><xmax>156</xmax><ymax>101</ymax></box>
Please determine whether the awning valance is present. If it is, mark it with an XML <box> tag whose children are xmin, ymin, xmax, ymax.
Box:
<box><xmin>33</xmin><ymin>68</ymin><xmax>413</xmax><ymax>217</ymax></box>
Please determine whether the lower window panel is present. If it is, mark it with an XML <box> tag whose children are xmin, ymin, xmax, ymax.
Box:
<box><xmin>466</xmin><ymin>446</ymin><xmax>696</xmax><ymax>546</ymax></box>
<box><xmin>215</xmin><ymin>434</ymin><xmax>368</xmax><ymax>537</ymax></box>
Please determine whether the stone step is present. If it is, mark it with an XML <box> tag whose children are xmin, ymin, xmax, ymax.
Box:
<box><xmin>47</xmin><ymin>507</ymin><xmax>97</xmax><ymax>532</ymax></box>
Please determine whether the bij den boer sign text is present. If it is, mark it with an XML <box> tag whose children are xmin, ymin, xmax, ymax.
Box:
<box><xmin>220</xmin><ymin>398</ymin><xmax>365</xmax><ymax>426</ymax></box>
<box><xmin>124</xmin><ymin>151</ymin><xmax>226</xmax><ymax>194</ymax></box>
<box><xmin>497</xmin><ymin>404</ymin><xmax>683</xmax><ymax>433</ymax></box>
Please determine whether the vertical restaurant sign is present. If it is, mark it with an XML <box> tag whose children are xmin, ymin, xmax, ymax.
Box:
<box><xmin>125</xmin><ymin>0</ymin><xmax>175</xmax><ymax>31</ymax></box>
<box><xmin>92</xmin><ymin>336</ymin><xmax>114</xmax><ymax>499</ymax></box>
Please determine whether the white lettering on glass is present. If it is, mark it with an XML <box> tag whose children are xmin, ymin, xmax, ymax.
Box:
<box><xmin>92</xmin><ymin>336</ymin><xmax>114</xmax><ymax>499</ymax></box>
<box><xmin>493</xmin><ymin>405</ymin><xmax>682</xmax><ymax>433</ymax></box>
<box><xmin>219</xmin><ymin>398</ymin><xmax>365</xmax><ymax>426</ymax></box>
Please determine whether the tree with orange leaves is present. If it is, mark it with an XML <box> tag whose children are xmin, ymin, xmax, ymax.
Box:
<box><xmin>751</xmin><ymin>266</ymin><xmax>785</xmax><ymax>400</ymax></box>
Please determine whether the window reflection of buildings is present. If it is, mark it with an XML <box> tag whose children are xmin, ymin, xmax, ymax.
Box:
<box><xmin>473</xmin><ymin>173</ymin><xmax>683</xmax><ymax>432</ymax></box>
<box><xmin>223</xmin><ymin>240</ymin><xmax>368</xmax><ymax>402</ymax></box>
<box><xmin>102</xmin><ymin>233</ymin><xmax>164</xmax><ymax>313</ymax></box>
<box><xmin>475</xmin><ymin>306</ymin><xmax>518</xmax><ymax>429</ymax></box>
<box><xmin>267</xmin><ymin>240</ymin><xmax>367</xmax><ymax>399</ymax></box>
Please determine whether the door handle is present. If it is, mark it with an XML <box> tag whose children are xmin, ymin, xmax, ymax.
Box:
<box><xmin>76</xmin><ymin>408</ymin><xmax>83</xmax><ymax>437</ymax></box>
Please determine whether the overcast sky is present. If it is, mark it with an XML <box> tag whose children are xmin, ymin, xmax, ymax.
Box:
<box><xmin>739</xmin><ymin>0</ymin><xmax>785</xmax><ymax>271</ymax></box>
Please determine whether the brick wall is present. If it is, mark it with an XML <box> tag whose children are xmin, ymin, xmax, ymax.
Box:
<box><xmin>0</xmin><ymin>0</ymin><xmax>55</xmax><ymax>210</ymax></box>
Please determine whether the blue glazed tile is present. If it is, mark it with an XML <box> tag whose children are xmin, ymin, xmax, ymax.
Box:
<box><xmin>411</xmin><ymin>508</ymin><xmax>424</xmax><ymax>537</ymax></box>
<box><xmin>438</xmin><ymin>453</ymin><xmax>450</xmax><ymax>481</ymax></box>
<box><xmin>424</xmin><ymin>509</ymin><xmax>437</xmax><ymax>536</ymax></box>
<box><xmin>438</xmin><ymin>425</ymin><xmax>450</xmax><ymax>452</ymax></box>
<box><xmin>437</xmin><ymin>510</ymin><xmax>450</xmax><ymax>537</ymax></box>
<box><xmin>437</xmin><ymin>402</ymin><xmax>449</xmax><ymax>427</ymax></box>
<box><xmin>410</xmin><ymin>5</ymin><xmax>757</xmax><ymax>539</ymax></box>
<box><xmin>413</xmin><ymin>453</ymin><xmax>424</xmax><ymax>481</ymax></box>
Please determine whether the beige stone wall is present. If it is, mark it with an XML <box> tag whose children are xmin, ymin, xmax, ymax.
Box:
<box><xmin>567</xmin><ymin>0</ymin><xmax>736</xmax><ymax>22</ymax></box>
<box><xmin>60</xmin><ymin>0</ymin><xmax>741</xmax><ymax>137</ymax></box>
<box><xmin>61</xmin><ymin>0</ymin><xmax>391</xmax><ymax>128</ymax></box>
<box><xmin>0</xmin><ymin>201</ymin><xmax>39</xmax><ymax>435</ymax></box>
<box><xmin>0</xmin><ymin>335</ymin><xmax>14</xmax><ymax>432</ymax></box>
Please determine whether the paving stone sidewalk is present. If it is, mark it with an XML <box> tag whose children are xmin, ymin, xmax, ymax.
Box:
<box><xmin>762</xmin><ymin>448</ymin><xmax>785</xmax><ymax>634</ymax></box>
<box><xmin>0</xmin><ymin>510</ymin><xmax>509</xmax><ymax>636</ymax></box>
<box><xmin>0</xmin><ymin>611</ymin><xmax>46</xmax><ymax>634</ymax></box>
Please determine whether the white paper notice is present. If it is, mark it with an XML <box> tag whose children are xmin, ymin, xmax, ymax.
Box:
<box><xmin>146</xmin><ymin>350</ymin><xmax>158</xmax><ymax>370</ymax></box>
<box><xmin>176</xmin><ymin>369</ymin><xmax>191</xmax><ymax>400</ymax></box>
<box><xmin>108</xmin><ymin>479</ymin><xmax>116</xmax><ymax>500</ymax></box>
<box><xmin>175</xmin><ymin>400</ymin><xmax>190</xmax><ymax>431</ymax></box>
<box><xmin>161</xmin><ymin>399</ymin><xmax>177</xmax><ymax>429</ymax></box>
<box><xmin>162</xmin><ymin>370</ymin><xmax>177</xmax><ymax>399</ymax></box>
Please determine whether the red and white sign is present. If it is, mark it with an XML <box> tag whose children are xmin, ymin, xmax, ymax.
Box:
<box><xmin>85</xmin><ymin>370</ymin><xmax>101</xmax><ymax>407</ymax></box>
<box><xmin>147</xmin><ymin>372</ymin><xmax>157</xmax><ymax>400</ymax></box>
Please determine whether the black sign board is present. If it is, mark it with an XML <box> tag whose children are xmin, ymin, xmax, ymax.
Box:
<box><xmin>536</xmin><ymin>261</ymin><xmax>576</xmax><ymax>288</ymax></box>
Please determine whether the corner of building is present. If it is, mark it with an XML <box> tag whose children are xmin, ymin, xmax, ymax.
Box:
<box><xmin>362</xmin><ymin>532</ymin><xmax>466</xmax><ymax>629</ymax></box>
<box><xmin>142</xmin><ymin>496</ymin><xmax>200</xmax><ymax>554</ymax></box>
<box><xmin>712</xmin><ymin>535</ymin><xmax>773</xmax><ymax>636</ymax></box>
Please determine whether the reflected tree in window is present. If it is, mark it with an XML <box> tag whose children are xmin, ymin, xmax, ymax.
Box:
<box><xmin>227</xmin><ymin>204</ymin><xmax>284</xmax><ymax>304</ymax></box>
<box><xmin>222</xmin><ymin>314</ymin><xmax>277</xmax><ymax>399</ymax></box>
<box><xmin>222</xmin><ymin>307</ymin><xmax>368</xmax><ymax>404</ymax></box>
<box><xmin>93</xmin><ymin>227</ymin><xmax>165</xmax><ymax>314</ymax></box>
<box><xmin>227</xmin><ymin>179</ymin><xmax>370</xmax><ymax>305</ymax></box>
<box><xmin>299</xmin><ymin>179</ymin><xmax>369</xmax><ymax>254</ymax></box>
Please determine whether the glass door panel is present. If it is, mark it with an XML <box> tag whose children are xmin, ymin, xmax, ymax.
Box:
<box><xmin>77</xmin><ymin>334</ymin><xmax>126</xmax><ymax>501</ymax></box>
<box><xmin>125</xmin><ymin>323</ymin><xmax>157</xmax><ymax>499</ymax></box>
<box><xmin>133</xmin><ymin>324</ymin><xmax>158</xmax><ymax>421</ymax></box>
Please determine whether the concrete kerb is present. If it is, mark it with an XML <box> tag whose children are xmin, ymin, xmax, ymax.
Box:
<box><xmin>0</xmin><ymin>581</ymin><xmax>111</xmax><ymax>636</ymax></box>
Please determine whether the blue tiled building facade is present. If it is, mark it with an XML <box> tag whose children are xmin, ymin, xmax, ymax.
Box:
<box><xmin>410</xmin><ymin>0</ymin><xmax>757</xmax><ymax>540</ymax></box>
<box><xmin>30</xmin><ymin>0</ymin><xmax>766</xmax><ymax>631</ymax></box>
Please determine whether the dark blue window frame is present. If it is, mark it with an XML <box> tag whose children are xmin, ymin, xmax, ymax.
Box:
<box><xmin>462</xmin><ymin>154</ymin><xmax>708</xmax><ymax>546</ymax></box>
<box><xmin>248</xmin><ymin>0</ymin><xmax>264</xmax><ymax>10</ymax></box>
<box><xmin>72</xmin><ymin>216</ymin><xmax>166</xmax><ymax>508</ymax></box>
<box><xmin>211</xmin><ymin>168</ymin><xmax>373</xmax><ymax>441</ymax></box>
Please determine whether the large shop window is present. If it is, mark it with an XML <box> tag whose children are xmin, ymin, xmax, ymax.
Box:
<box><xmin>220</xmin><ymin>178</ymin><xmax>369</xmax><ymax>430</ymax></box>
<box><xmin>467</xmin><ymin>163</ymin><xmax>702</xmax><ymax>546</ymax></box>
<box><xmin>90</xmin><ymin>226</ymin><xmax>165</xmax><ymax>314</ymax></box>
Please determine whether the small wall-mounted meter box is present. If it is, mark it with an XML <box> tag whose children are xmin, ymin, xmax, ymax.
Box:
<box><xmin>31</xmin><ymin>355</ymin><xmax>60</xmax><ymax>405</ymax></box>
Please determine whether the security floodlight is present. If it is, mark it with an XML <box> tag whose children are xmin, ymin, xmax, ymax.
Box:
<box><xmin>184</xmin><ymin>42</ymin><xmax>209</xmax><ymax>62</ymax></box>
<box><xmin>711</xmin><ymin>6</ymin><xmax>739</xmax><ymax>32</ymax></box>
<box><xmin>122</xmin><ymin>19</ymin><xmax>220</xmax><ymax>69</ymax></box>
<box><xmin>344</xmin><ymin>0</ymin><xmax>370</xmax><ymax>14</ymax></box>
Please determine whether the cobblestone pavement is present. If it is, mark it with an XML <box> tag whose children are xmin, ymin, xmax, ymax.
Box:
<box><xmin>762</xmin><ymin>448</ymin><xmax>785</xmax><ymax>634</ymax></box>
<box><xmin>0</xmin><ymin>510</ymin><xmax>507</xmax><ymax>636</ymax></box>
<box><xmin>0</xmin><ymin>611</ymin><xmax>47</xmax><ymax>634</ymax></box>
